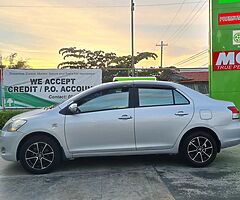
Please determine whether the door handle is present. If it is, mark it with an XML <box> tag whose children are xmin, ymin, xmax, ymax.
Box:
<box><xmin>118</xmin><ymin>115</ymin><xmax>133</xmax><ymax>120</ymax></box>
<box><xmin>175</xmin><ymin>111</ymin><xmax>189</xmax><ymax>117</ymax></box>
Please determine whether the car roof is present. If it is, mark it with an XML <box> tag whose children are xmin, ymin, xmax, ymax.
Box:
<box><xmin>98</xmin><ymin>80</ymin><xmax>176</xmax><ymax>90</ymax></box>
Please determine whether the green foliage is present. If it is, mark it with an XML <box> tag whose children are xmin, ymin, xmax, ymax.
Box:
<box><xmin>57</xmin><ymin>47</ymin><xmax>188</xmax><ymax>82</ymax></box>
<box><xmin>0</xmin><ymin>52</ymin><xmax>30</xmax><ymax>69</ymax></box>
<box><xmin>0</xmin><ymin>110</ymin><xmax>28</xmax><ymax>129</ymax></box>
<box><xmin>9</xmin><ymin>60</ymin><xmax>29</xmax><ymax>69</ymax></box>
<box><xmin>58</xmin><ymin>48</ymin><xmax>117</xmax><ymax>69</ymax></box>
<box><xmin>58</xmin><ymin>47</ymin><xmax>158</xmax><ymax>69</ymax></box>
<box><xmin>58</xmin><ymin>47</ymin><xmax>158</xmax><ymax>82</ymax></box>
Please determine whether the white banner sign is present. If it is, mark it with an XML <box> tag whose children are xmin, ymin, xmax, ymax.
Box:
<box><xmin>3</xmin><ymin>69</ymin><xmax>102</xmax><ymax>108</ymax></box>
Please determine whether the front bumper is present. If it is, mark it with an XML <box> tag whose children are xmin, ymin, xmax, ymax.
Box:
<box><xmin>0</xmin><ymin>130</ymin><xmax>22</xmax><ymax>161</ymax></box>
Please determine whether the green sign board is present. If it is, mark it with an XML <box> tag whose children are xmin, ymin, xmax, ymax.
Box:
<box><xmin>219</xmin><ymin>0</ymin><xmax>240</xmax><ymax>4</ymax></box>
<box><xmin>210</xmin><ymin>0</ymin><xmax>240</xmax><ymax>109</ymax></box>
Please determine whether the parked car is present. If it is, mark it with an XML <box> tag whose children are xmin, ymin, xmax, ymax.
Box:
<box><xmin>1</xmin><ymin>81</ymin><xmax>240</xmax><ymax>174</ymax></box>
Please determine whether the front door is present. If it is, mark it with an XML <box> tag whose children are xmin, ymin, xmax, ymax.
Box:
<box><xmin>65</xmin><ymin>87</ymin><xmax>135</xmax><ymax>153</ymax></box>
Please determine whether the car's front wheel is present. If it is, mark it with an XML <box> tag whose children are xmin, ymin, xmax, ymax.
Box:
<box><xmin>19</xmin><ymin>135</ymin><xmax>61</xmax><ymax>174</ymax></box>
<box><xmin>181</xmin><ymin>131</ymin><xmax>218</xmax><ymax>167</ymax></box>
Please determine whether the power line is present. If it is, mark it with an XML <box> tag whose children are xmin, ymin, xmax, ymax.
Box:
<box><xmin>0</xmin><ymin>5</ymin><xmax>127</xmax><ymax>8</ymax></box>
<box><xmin>178</xmin><ymin>55</ymin><xmax>208</xmax><ymax>66</ymax></box>
<box><xmin>167</xmin><ymin>1</ymin><xmax>205</xmax><ymax>42</ymax></box>
<box><xmin>174</xmin><ymin>49</ymin><xmax>208</xmax><ymax>66</ymax></box>
<box><xmin>137</xmin><ymin>1</ymin><xmax>204</xmax><ymax>7</ymax></box>
<box><xmin>167</xmin><ymin>0</ymin><xmax>207</xmax><ymax>43</ymax></box>
<box><xmin>201</xmin><ymin>62</ymin><xmax>209</xmax><ymax>67</ymax></box>
<box><xmin>175</xmin><ymin>51</ymin><xmax>208</xmax><ymax>66</ymax></box>
<box><xmin>198</xmin><ymin>60</ymin><xmax>209</xmax><ymax>67</ymax></box>
<box><xmin>0</xmin><ymin>1</ymin><xmax>206</xmax><ymax>8</ymax></box>
<box><xmin>166</xmin><ymin>1</ymin><xmax>203</xmax><ymax>41</ymax></box>
<box><xmin>170</xmin><ymin>1</ymin><xmax>208</xmax><ymax>44</ymax></box>
<box><xmin>174</xmin><ymin>49</ymin><xmax>207</xmax><ymax>65</ymax></box>
<box><xmin>161</xmin><ymin>0</ymin><xmax>187</xmax><ymax>40</ymax></box>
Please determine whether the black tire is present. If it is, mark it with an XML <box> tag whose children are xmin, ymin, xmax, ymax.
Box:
<box><xmin>19</xmin><ymin>135</ymin><xmax>61</xmax><ymax>174</ymax></box>
<box><xmin>180</xmin><ymin>131</ymin><xmax>218</xmax><ymax>167</ymax></box>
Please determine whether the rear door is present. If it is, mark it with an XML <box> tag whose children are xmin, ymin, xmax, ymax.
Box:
<box><xmin>135</xmin><ymin>87</ymin><xmax>194</xmax><ymax>150</ymax></box>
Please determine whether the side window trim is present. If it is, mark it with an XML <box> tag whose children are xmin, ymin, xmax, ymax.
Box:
<box><xmin>129</xmin><ymin>87</ymin><xmax>136</xmax><ymax>108</ymax></box>
<box><xmin>132</xmin><ymin>86</ymin><xmax>139</xmax><ymax>108</ymax></box>
<box><xmin>172</xmin><ymin>90</ymin><xmax>176</xmax><ymax>105</ymax></box>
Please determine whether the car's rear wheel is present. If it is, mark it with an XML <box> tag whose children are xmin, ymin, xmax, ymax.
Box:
<box><xmin>181</xmin><ymin>131</ymin><xmax>218</xmax><ymax>167</ymax></box>
<box><xmin>19</xmin><ymin>135</ymin><xmax>61</xmax><ymax>174</ymax></box>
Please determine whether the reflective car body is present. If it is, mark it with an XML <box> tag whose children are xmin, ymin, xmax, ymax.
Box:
<box><xmin>1</xmin><ymin>81</ymin><xmax>240</xmax><ymax>172</ymax></box>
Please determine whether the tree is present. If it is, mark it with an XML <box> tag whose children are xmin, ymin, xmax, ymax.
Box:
<box><xmin>0</xmin><ymin>52</ymin><xmax>30</xmax><ymax>69</ymax></box>
<box><xmin>10</xmin><ymin>60</ymin><xmax>29</xmax><ymax>69</ymax></box>
<box><xmin>58</xmin><ymin>47</ymin><xmax>158</xmax><ymax>69</ymax></box>
<box><xmin>0</xmin><ymin>53</ymin><xmax>4</xmax><ymax>68</ymax></box>
<box><xmin>58</xmin><ymin>48</ymin><xmax>117</xmax><ymax>69</ymax></box>
<box><xmin>157</xmin><ymin>66</ymin><xmax>191</xmax><ymax>82</ymax></box>
<box><xmin>58</xmin><ymin>47</ymin><xmax>157</xmax><ymax>82</ymax></box>
<box><xmin>58</xmin><ymin>47</ymin><xmax>158</xmax><ymax>82</ymax></box>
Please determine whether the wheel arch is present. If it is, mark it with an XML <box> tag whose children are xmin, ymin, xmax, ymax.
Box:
<box><xmin>179</xmin><ymin>127</ymin><xmax>221</xmax><ymax>153</ymax></box>
<box><xmin>16</xmin><ymin>131</ymin><xmax>66</xmax><ymax>161</ymax></box>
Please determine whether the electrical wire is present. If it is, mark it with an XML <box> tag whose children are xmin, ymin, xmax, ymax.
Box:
<box><xmin>0</xmin><ymin>1</ymin><xmax>206</xmax><ymax>8</ymax></box>
<box><xmin>178</xmin><ymin>55</ymin><xmax>208</xmax><ymax>66</ymax></box>
<box><xmin>161</xmin><ymin>0</ymin><xmax>187</xmax><ymax>40</ymax></box>
<box><xmin>201</xmin><ymin>62</ymin><xmax>209</xmax><ymax>67</ymax></box>
<box><xmin>167</xmin><ymin>0</ymin><xmax>207</xmax><ymax>43</ymax></box>
<box><xmin>175</xmin><ymin>51</ymin><xmax>208</xmax><ymax>66</ymax></box>
<box><xmin>170</xmin><ymin>2</ymin><xmax>208</xmax><ymax>44</ymax></box>
<box><xmin>174</xmin><ymin>49</ymin><xmax>208</xmax><ymax>66</ymax></box>
<box><xmin>137</xmin><ymin>1</ymin><xmax>204</xmax><ymax>7</ymax></box>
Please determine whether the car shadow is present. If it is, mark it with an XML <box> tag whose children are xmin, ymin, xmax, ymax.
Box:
<box><xmin>56</xmin><ymin>154</ymin><xmax>186</xmax><ymax>173</ymax></box>
<box><xmin>0</xmin><ymin>154</ymin><xmax>187</xmax><ymax>176</ymax></box>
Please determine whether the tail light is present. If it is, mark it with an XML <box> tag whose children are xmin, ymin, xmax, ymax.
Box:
<box><xmin>228</xmin><ymin>106</ymin><xmax>240</xmax><ymax>120</ymax></box>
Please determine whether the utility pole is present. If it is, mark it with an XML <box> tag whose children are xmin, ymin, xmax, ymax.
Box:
<box><xmin>131</xmin><ymin>0</ymin><xmax>135</xmax><ymax>76</ymax></box>
<box><xmin>156</xmin><ymin>41</ymin><xmax>168</xmax><ymax>67</ymax></box>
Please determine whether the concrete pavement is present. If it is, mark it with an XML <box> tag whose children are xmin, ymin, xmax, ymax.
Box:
<box><xmin>0</xmin><ymin>156</ymin><xmax>174</xmax><ymax>200</ymax></box>
<box><xmin>154</xmin><ymin>146</ymin><xmax>240</xmax><ymax>200</ymax></box>
<box><xmin>0</xmin><ymin>146</ymin><xmax>240</xmax><ymax>200</ymax></box>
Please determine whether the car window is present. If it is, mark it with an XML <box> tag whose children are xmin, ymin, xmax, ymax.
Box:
<box><xmin>173</xmin><ymin>90</ymin><xmax>189</xmax><ymax>105</ymax></box>
<box><xmin>77</xmin><ymin>88</ymin><xmax>129</xmax><ymax>113</ymax></box>
<box><xmin>138</xmin><ymin>88</ymin><xmax>174</xmax><ymax>107</ymax></box>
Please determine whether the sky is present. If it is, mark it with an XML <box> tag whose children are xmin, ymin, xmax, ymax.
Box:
<box><xmin>0</xmin><ymin>0</ymin><xmax>209</xmax><ymax>69</ymax></box>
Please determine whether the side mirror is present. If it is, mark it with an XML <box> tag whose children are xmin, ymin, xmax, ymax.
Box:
<box><xmin>69</xmin><ymin>103</ymin><xmax>79</xmax><ymax>114</ymax></box>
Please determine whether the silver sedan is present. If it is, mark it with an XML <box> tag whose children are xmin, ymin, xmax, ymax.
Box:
<box><xmin>1</xmin><ymin>81</ymin><xmax>240</xmax><ymax>174</ymax></box>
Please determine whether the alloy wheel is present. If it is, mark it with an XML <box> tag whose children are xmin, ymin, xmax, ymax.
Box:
<box><xmin>25</xmin><ymin>142</ymin><xmax>55</xmax><ymax>170</ymax></box>
<box><xmin>187</xmin><ymin>136</ymin><xmax>213</xmax><ymax>163</ymax></box>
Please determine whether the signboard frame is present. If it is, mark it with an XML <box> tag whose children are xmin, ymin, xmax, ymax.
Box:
<box><xmin>2</xmin><ymin>69</ymin><xmax>102</xmax><ymax>109</ymax></box>
<box><xmin>210</xmin><ymin>0</ymin><xmax>240</xmax><ymax>109</ymax></box>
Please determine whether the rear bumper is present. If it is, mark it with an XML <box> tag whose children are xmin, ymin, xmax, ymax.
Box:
<box><xmin>215</xmin><ymin>122</ymin><xmax>240</xmax><ymax>149</ymax></box>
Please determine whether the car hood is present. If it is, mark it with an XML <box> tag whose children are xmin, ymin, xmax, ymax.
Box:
<box><xmin>12</xmin><ymin>108</ymin><xmax>50</xmax><ymax>120</ymax></box>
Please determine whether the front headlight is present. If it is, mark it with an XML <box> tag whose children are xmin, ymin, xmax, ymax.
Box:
<box><xmin>5</xmin><ymin>119</ymin><xmax>27</xmax><ymax>132</ymax></box>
